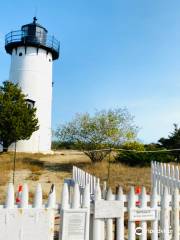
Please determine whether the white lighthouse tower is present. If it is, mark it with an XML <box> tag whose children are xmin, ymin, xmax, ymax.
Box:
<box><xmin>5</xmin><ymin>17</ymin><xmax>60</xmax><ymax>153</ymax></box>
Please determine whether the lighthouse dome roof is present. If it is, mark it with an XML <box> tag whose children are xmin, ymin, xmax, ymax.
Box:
<box><xmin>21</xmin><ymin>17</ymin><xmax>48</xmax><ymax>33</ymax></box>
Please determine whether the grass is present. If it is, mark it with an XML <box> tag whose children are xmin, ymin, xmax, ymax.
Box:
<box><xmin>0</xmin><ymin>150</ymin><xmax>152</xmax><ymax>199</ymax></box>
<box><xmin>79</xmin><ymin>160</ymin><xmax>151</xmax><ymax>193</ymax></box>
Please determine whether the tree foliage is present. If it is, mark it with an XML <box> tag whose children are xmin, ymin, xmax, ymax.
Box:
<box><xmin>116</xmin><ymin>142</ymin><xmax>173</xmax><ymax>167</ymax></box>
<box><xmin>56</xmin><ymin>108</ymin><xmax>138</xmax><ymax>162</ymax></box>
<box><xmin>0</xmin><ymin>81</ymin><xmax>39</xmax><ymax>151</ymax></box>
<box><xmin>158</xmin><ymin>123</ymin><xmax>180</xmax><ymax>161</ymax></box>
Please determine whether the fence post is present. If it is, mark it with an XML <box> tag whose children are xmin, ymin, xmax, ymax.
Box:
<box><xmin>106</xmin><ymin>187</ymin><xmax>114</xmax><ymax>240</ymax></box>
<box><xmin>20</xmin><ymin>183</ymin><xmax>28</xmax><ymax>208</ymax></box>
<box><xmin>172</xmin><ymin>188</ymin><xmax>179</xmax><ymax>240</ymax></box>
<box><xmin>33</xmin><ymin>183</ymin><xmax>42</xmax><ymax>208</ymax></box>
<box><xmin>72</xmin><ymin>183</ymin><xmax>80</xmax><ymax>209</ymax></box>
<box><xmin>83</xmin><ymin>184</ymin><xmax>90</xmax><ymax>240</ymax></box>
<box><xmin>116</xmin><ymin>186</ymin><xmax>124</xmax><ymax>240</ymax></box>
<box><xmin>47</xmin><ymin>184</ymin><xmax>56</xmax><ymax>208</ymax></box>
<box><xmin>6</xmin><ymin>183</ymin><xmax>14</xmax><ymax>208</ymax></box>
<box><xmin>93</xmin><ymin>181</ymin><xmax>103</xmax><ymax>240</ymax></box>
<box><xmin>151</xmin><ymin>184</ymin><xmax>158</xmax><ymax>240</ymax></box>
<box><xmin>128</xmin><ymin>187</ymin><xmax>136</xmax><ymax>240</ymax></box>
<box><xmin>139</xmin><ymin>187</ymin><xmax>147</xmax><ymax>240</ymax></box>
<box><xmin>160</xmin><ymin>186</ymin><xmax>170</xmax><ymax>240</ymax></box>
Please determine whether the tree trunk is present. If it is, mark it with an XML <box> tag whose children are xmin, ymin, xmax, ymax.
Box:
<box><xmin>3</xmin><ymin>141</ymin><xmax>9</xmax><ymax>152</ymax></box>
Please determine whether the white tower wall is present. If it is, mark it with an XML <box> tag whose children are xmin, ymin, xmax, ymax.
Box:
<box><xmin>9</xmin><ymin>46</ymin><xmax>53</xmax><ymax>153</ymax></box>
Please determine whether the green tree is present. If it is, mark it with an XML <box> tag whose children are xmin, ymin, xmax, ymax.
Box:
<box><xmin>0</xmin><ymin>81</ymin><xmax>39</xmax><ymax>152</ymax></box>
<box><xmin>56</xmin><ymin>108</ymin><xmax>138</xmax><ymax>162</ymax></box>
<box><xmin>158</xmin><ymin>123</ymin><xmax>180</xmax><ymax>161</ymax></box>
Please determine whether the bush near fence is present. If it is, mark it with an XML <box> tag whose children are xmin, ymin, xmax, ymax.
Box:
<box><xmin>116</xmin><ymin>144</ymin><xmax>174</xmax><ymax>166</ymax></box>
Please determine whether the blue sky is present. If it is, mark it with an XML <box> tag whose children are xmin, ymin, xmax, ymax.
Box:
<box><xmin>0</xmin><ymin>0</ymin><xmax>180</xmax><ymax>143</ymax></box>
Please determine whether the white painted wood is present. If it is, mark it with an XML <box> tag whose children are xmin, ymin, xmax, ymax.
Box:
<box><xmin>33</xmin><ymin>183</ymin><xmax>42</xmax><ymax>208</ymax></box>
<box><xmin>151</xmin><ymin>185</ymin><xmax>158</xmax><ymax>240</ymax></box>
<box><xmin>106</xmin><ymin>188</ymin><xmax>114</xmax><ymax>240</ymax></box>
<box><xmin>20</xmin><ymin>183</ymin><xmax>29</xmax><ymax>208</ymax></box>
<box><xmin>139</xmin><ymin>187</ymin><xmax>147</xmax><ymax>240</ymax></box>
<box><xmin>5</xmin><ymin>183</ymin><xmax>14</xmax><ymax>208</ymax></box>
<box><xmin>93</xmin><ymin>182</ymin><xmax>103</xmax><ymax>240</ymax></box>
<box><xmin>160</xmin><ymin>186</ymin><xmax>170</xmax><ymax>240</ymax></box>
<box><xmin>128</xmin><ymin>187</ymin><xmax>136</xmax><ymax>240</ymax></box>
<box><xmin>116</xmin><ymin>186</ymin><xmax>124</xmax><ymax>240</ymax></box>
<box><xmin>172</xmin><ymin>188</ymin><xmax>179</xmax><ymax>240</ymax></box>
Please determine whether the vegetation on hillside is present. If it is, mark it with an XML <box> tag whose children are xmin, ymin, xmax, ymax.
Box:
<box><xmin>55</xmin><ymin>108</ymin><xmax>138</xmax><ymax>162</ymax></box>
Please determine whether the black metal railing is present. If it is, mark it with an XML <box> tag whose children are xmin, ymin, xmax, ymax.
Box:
<box><xmin>5</xmin><ymin>30</ymin><xmax>60</xmax><ymax>59</ymax></box>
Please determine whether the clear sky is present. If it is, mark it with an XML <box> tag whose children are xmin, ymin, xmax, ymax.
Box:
<box><xmin>0</xmin><ymin>0</ymin><xmax>180</xmax><ymax>143</ymax></box>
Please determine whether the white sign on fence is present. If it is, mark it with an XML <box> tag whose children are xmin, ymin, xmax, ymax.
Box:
<box><xmin>94</xmin><ymin>200</ymin><xmax>123</xmax><ymax>219</ymax></box>
<box><xmin>0</xmin><ymin>209</ymin><xmax>54</xmax><ymax>240</ymax></box>
<box><xmin>61</xmin><ymin>209</ymin><xmax>89</xmax><ymax>240</ymax></box>
<box><xmin>129</xmin><ymin>208</ymin><xmax>157</xmax><ymax>221</ymax></box>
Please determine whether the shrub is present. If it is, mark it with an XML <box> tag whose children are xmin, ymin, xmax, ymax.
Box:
<box><xmin>116</xmin><ymin>142</ymin><xmax>174</xmax><ymax>167</ymax></box>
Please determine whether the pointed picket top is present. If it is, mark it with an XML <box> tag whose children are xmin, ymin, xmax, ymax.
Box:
<box><xmin>167</xmin><ymin>164</ymin><xmax>171</xmax><ymax>178</ymax></box>
<box><xmin>172</xmin><ymin>165</ymin><xmax>175</xmax><ymax>179</ymax></box>
<box><xmin>33</xmin><ymin>183</ymin><xmax>43</xmax><ymax>208</ymax></box>
<box><xmin>82</xmin><ymin>184</ymin><xmax>90</xmax><ymax>208</ymax></box>
<box><xmin>163</xmin><ymin>163</ymin><xmax>167</xmax><ymax>177</ymax></box>
<box><xmin>151</xmin><ymin>184</ymin><xmax>158</xmax><ymax>207</ymax></box>
<box><xmin>72</xmin><ymin>183</ymin><xmax>80</xmax><ymax>209</ymax></box>
<box><xmin>175</xmin><ymin>166</ymin><xmax>179</xmax><ymax>180</ymax></box>
<box><xmin>128</xmin><ymin>187</ymin><xmax>136</xmax><ymax>208</ymax></box>
<box><xmin>20</xmin><ymin>184</ymin><xmax>28</xmax><ymax>208</ymax></box>
<box><xmin>47</xmin><ymin>184</ymin><xmax>56</xmax><ymax>208</ymax></box>
<box><xmin>102</xmin><ymin>181</ymin><xmax>107</xmax><ymax>199</ymax></box>
<box><xmin>6</xmin><ymin>183</ymin><xmax>14</xmax><ymax>208</ymax></box>
<box><xmin>162</xmin><ymin>186</ymin><xmax>169</xmax><ymax>207</ymax></box>
<box><xmin>61</xmin><ymin>183</ymin><xmax>69</xmax><ymax>209</ymax></box>
<box><xmin>160</xmin><ymin>163</ymin><xmax>163</xmax><ymax>176</ymax></box>
<box><xmin>140</xmin><ymin>187</ymin><xmax>147</xmax><ymax>208</ymax></box>
<box><xmin>106</xmin><ymin>187</ymin><xmax>113</xmax><ymax>200</ymax></box>
<box><xmin>116</xmin><ymin>186</ymin><xmax>123</xmax><ymax>201</ymax></box>
<box><xmin>94</xmin><ymin>181</ymin><xmax>101</xmax><ymax>201</ymax></box>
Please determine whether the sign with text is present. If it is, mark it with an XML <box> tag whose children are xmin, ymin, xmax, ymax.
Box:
<box><xmin>94</xmin><ymin>200</ymin><xmax>124</xmax><ymax>219</ymax></box>
<box><xmin>61</xmin><ymin>209</ymin><xmax>89</xmax><ymax>240</ymax></box>
<box><xmin>129</xmin><ymin>208</ymin><xmax>158</xmax><ymax>221</ymax></box>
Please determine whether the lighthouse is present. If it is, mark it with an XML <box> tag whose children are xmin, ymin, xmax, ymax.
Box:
<box><xmin>5</xmin><ymin>17</ymin><xmax>60</xmax><ymax>153</ymax></box>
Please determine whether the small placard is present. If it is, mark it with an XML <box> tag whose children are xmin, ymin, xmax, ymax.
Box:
<box><xmin>62</xmin><ymin>210</ymin><xmax>88</xmax><ymax>240</ymax></box>
<box><xmin>129</xmin><ymin>208</ymin><xmax>157</xmax><ymax>221</ymax></box>
<box><xmin>94</xmin><ymin>200</ymin><xmax>123</xmax><ymax>219</ymax></box>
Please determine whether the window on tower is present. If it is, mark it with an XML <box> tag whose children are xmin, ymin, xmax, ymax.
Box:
<box><xmin>25</xmin><ymin>99</ymin><xmax>35</xmax><ymax>109</ymax></box>
<box><xmin>19</xmin><ymin>52</ymin><xmax>23</xmax><ymax>56</ymax></box>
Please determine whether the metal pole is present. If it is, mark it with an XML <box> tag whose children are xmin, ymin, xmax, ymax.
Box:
<box><xmin>13</xmin><ymin>142</ymin><xmax>17</xmax><ymax>184</ymax></box>
<box><xmin>107</xmin><ymin>148</ymin><xmax>111</xmax><ymax>186</ymax></box>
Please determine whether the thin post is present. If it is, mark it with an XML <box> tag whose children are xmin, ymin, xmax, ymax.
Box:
<box><xmin>12</xmin><ymin>141</ymin><xmax>17</xmax><ymax>184</ymax></box>
<box><xmin>107</xmin><ymin>149</ymin><xmax>112</xmax><ymax>186</ymax></box>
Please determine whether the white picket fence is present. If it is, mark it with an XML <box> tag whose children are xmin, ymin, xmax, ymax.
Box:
<box><xmin>151</xmin><ymin>161</ymin><xmax>180</xmax><ymax>194</ymax></box>
<box><xmin>67</xmin><ymin>166</ymin><xmax>101</xmax><ymax>195</ymax></box>
<box><xmin>0</xmin><ymin>183</ymin><xmax>57</xmax><ymax>240</ymax></box>
<box><xmin>3</xmin><ymin>163</ymin><xmax>180</xmax><ymax>240</ymax></box>
<box><xmin>61</xmin><ymin>180</ymin><xmax>180</xmax><ymax>240</ymax></box>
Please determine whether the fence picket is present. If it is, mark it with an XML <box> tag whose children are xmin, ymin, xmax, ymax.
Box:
<box><xmin>128</xmin><ymin>187</ymin><xmax>136</xmax><ymax>240</ymax></box>
<box><xmin>20</xmin><ymin>183</ymin><xmax>28</xmax><ymax>208</ymax></box>
<box><xmin>139</xmin><ymin>187</ymin><xmax>147</xmax><ymax>240</ymax></box>
<box><xmin>106</xmin><ymin>188</ymin><xmax>114</xmax><ymax>240</ymax></box>
<box><xmin>151</xmin><ymin>184</ymin><xmax>158</xmax><ymax>240</ymax></box>
<box><xmin>116</xmin><ymin>186</ymin><xmax>124</xmax><ymax>240</ymax></box>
